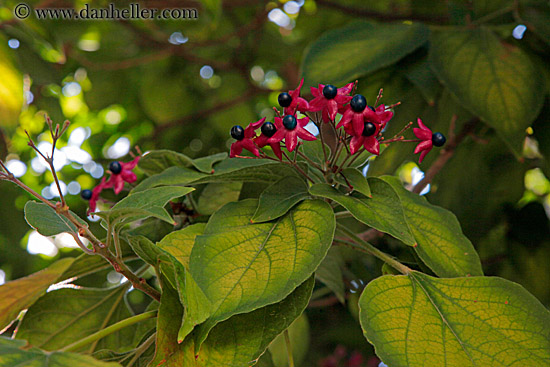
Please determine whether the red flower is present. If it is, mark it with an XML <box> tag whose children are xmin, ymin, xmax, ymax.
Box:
<box><xmin>349</xmin><ymin>122</ymin><xmax>381</xmax><ymax>155</ymax></box>
<box><xmin>87</xmin><ymin>177</ymin><xmax>110</xmax><ymax>215</ymax></box>
<box><xmin>229</xmin><ymin>118</ymin><xmax>265</xmax><ymax>158</ymax></box>
<box><xmin>105</xmin><ymin>156</ymin><xmax>141</xmax><ymax>194</ymax></box>
<box><xmin>413</xmin><ymin>118</ymin><xmax>433</xmax><ymax>163</ymax></box>
<box><xmin>255</xmin><ymin>134</ymin><xmax>282</xmax><ymax>160</ymax></box>
<box><xmin>270</xmin><ymin>115</ymin><xmax>316</xmax><ymax>152</ymax></box>
<box><xmin>309</xmin><ymin>83</ymin><xmax>353</xmax><ymax>122</ymax></box>
<box><xmin>370</xmin><ymin>104</ymin><xmax>394</xmax><ymax>130</ymax></box>
<box><xmin>283</xmin><ymin>79</ymin><xmax>310</xmax><ymax>115</ymax></box>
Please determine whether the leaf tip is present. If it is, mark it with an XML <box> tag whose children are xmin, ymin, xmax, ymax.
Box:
<box><xmin>413</xmin><ymin>243</ymin><xmax>418</xmax><ymax>248</ymax></box>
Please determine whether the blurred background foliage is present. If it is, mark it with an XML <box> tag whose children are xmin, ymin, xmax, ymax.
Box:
<box><xmin>0</xmin><ymin>0</ymin><xmax>549</xmax><ymax>365</ymax></box>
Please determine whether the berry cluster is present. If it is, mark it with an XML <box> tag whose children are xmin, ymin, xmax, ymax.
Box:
<box><xmin>229</xmin><ymin>80</ymin><xmax>446</xmax><ymax>164</ymax></box>
<box><xmin>81</xmin><ymin>157</ymin><xmax>140</xmax><ymax>214</ymax></box>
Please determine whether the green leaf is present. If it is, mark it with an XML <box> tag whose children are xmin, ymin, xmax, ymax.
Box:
<box><xmin>309</xmin><ymin>181</ymin><xmax>416</xmax><ymax>246</ymax></box>
<box><xmin>301</xmin><ymin>139</ymin><xmax>331</xmax><ymax>167</ymax></box>
<box><xmin>151</xmin><ymin>276</ymin><xmax>314</xmax><ymax>366</ymax></box>
<box><xmin>138</xmin><ymin>150</ymin><xmax>228</xmax><ymax>175</ymax></box>
<box><xmin>380</xmin><ymin>176</ymin><xmax>483</xmax><ymax>277</ymax></box>
<box><xmin>197</xmin><ymin>182</ymin><xmax>242</xmax><ymax>215</ymax></box>
<box><xmin>301</xmin><ymin>21</ymin><xmax>429</xmax><ymax>86</ymax></box>
<box><xmin>268</xmin><ymin>314</ymin><xmax>310</xmax><ymax>367</ymax></box>
<box><xmin>126</xmin><ymin>235</ymin><xmax>165</xmax><ymax>266</ymax></box>
<box><xmin>0</xmin><ymin>337</ymin><xmax>121</xmax><ymax>367</ymax></box>
<box><xmin>402</xmin><ymin>57</ymin><xmax>440</xmax><ymax>106</ymax></box>
<box><xmin>359</xmin><ymin>272</ymin><xmax>550</xmax><ymax>366</ymax></box>
<box><xmin>16</xmin><ymin>284</ymin><xmax>136</xmax><ymax>353</ymax></box>
<box><xmin>429</xmin><ymin>27</ymin><xmax>546</xmax><ymax>155</ymax></box>
<box><xmin>24</xmin><ymin>201</ymin><xmax>88</xmax><ymax>237</ymax></box>
<box><xmin>315</xmin><ymin>247</ymin><xmax>346</xmax><ymax>303</ymax></box>
<box><xmin>132</xmin><ymin>166</ymin><xmax>206</xmax><ymax>193</ymax></box>
<box><xmin>189</xmin><ymin>199</ymin><xmax>335</xmax><ymax>348</ymax></box>
<box><xmin>0</xmin><ymin>258</ymin><xmax>74</xmax><ymax>331</ymax></box>
<box><xmin>107</xmin><ymin>186</ymin><xmax>194</xmax><ymax>225</ymax></box>
<box><xmin>252</xmin><ymin>176</ymin><xmax>309</xmax><ymax>223</ymax></box>
<box><xmin>340</xmin><ymin>168</ymin><xmax>371</xmax><ymax>197</ymax></box>
<box><xmin>157</xmin><ymin>223</ymin><xmax>207</xmax><ymax>268</ymax></box>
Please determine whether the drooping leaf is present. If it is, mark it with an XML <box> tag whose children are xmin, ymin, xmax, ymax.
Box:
<box><xmin>340</xmin><ymin>168</ymin><xmax>371</xmax><ymax>197</ymax></box>
<box><xmin>252</xmin><ymin>176</ymin><xmax>309</xmax><ymax>223</ymax></box>
<box><xmin>309</xmin><ymin>182</ymin><xmax>415</xmax><ymax>245</ymax></box>
<box><xmin>197</xmin><ymin>182</ymin><xmax>242</xmax><ymax>215</ymax></box>
<box><xmin>315</xmin><ymin>247</ymin><xmax>346</xmax><ymax>303</ymax></box>
<box><xmin>192</xmin><ymin>152</ymin><xmax>228</xmax><ymax>173</ymax></box>
<box><xmin>429</xmin><ymin>27</ymin><xmax>546</xmax><ymax>155</ymax></box>
<box><xmin>359</xmin><ymin>272</ymin><xmax>550</xmax><ymax>366</ymax></box>
<box><xmin>380</xmin><ymin>176</ymin><xmax>483</xmax><ymax>277</ymax></box>
<box><xmin>107</xmin><ymin>186</ymin><xmax>194</xmax><ymax>225</ymax></box>
<box><xmin>16</xmin><ymin>284</ymin><xmax>136</xmax><ymax>353</ymax></box>
<box><xmin>151</xmin><ymin>275</ymin><xmax>314</xmax><ymax>366</ymax></box>
<box><xmin>24</xmin><ymin>201</ymin><xmax>88</xmax><ymax>237</ymax></box>
<box><xmin>301</xmin><ymin>21</ymin><xmax>429</xmax><ymax>86</ymax></box>
<box><xmin>0</xmin><ymin>337</ymin><xmax>121</xmax><ymax>367</ymax></box>
<box><xmin>0</xmin><ymin>258</ymin><xmax>74</xmax><ymax>331</ymax></box>
<box><xmin>188</xmin><ymin>199</ymin><xmax>335</xmax><ymax>348</ymax></box>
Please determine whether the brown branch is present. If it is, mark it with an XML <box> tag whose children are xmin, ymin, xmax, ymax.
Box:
<box><xmin>315</xmin><ymin>0</ymin><xmax>449</xmax><ymax>24</ymax></box>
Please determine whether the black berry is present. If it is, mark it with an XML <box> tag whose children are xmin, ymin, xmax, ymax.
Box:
<box><xmin>362</xmin><ymin>122</ymin><xmax>377</xmax><ymax>137</ymax></box>
<box><xmin>230</xmin><ymin>125</ymin><xmax>245</xmax><ymax>140</ymax></box>
<box><xmin>322</xmin><ymin>85</ymin><xmax>338</xmax><ymax>99</ymax></box>
<box><xmin>350</xmin><ymin>95</ymin><xmax>367</xmax><ymax>112</ymax></box>
<box><xmin>432</xmin><ymin>132</ymin><xmax>446</xmax><ymax>147</ymax></box>
<box><xmin>278</xmin><ymin>92</ymin><xmax>292</xmax><ymax>108</ymax></box>
<box><xmin>261</xmin><ymin>122</ymin><xmax>277</xmax><ymax>137</ymax></box>
<box><xmin>109</xmin><ymin>161</ymin><xmax>122</xmax><ymax>174</ymax></box>
<box><xmin>81</xmin><ymin>189</ymin><xmax>93</xmax><ymax>200</ymax></box>
<box><xmin>282</xmin><ymin>115</ymin><xmax>297</xmax><ymax>130</ymax></box>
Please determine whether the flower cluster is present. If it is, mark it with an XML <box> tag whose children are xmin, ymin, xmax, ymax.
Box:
<box><xmin>81</xmin><ymin>156</ymin><xmax>140</xmax><ymax>214</ymax></box>
<box><xmin>228</xmin><ymin>80</ymin><xmax>446</xmax><ymax>164</ymax></box>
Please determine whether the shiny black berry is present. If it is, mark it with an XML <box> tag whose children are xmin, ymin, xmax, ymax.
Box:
<box><xmin>322</xmin><ymin>85</ymin><xmax>338</xmax><ymax>99</ymax></box>
<box><xmin>81</xmin><ymin>189</ymin><xmax>93</xmax><ymax>200</ymax></box>
<box><xmin>230</xmin><ymin>125</ymin><xmax>245</xmax><ymax>140</ymax></box>
<box><xmin>362</xmin><ymin>122</ymin><xmax>377</xmax><ymax>137</ymax></box>
<box><xmin>261</xmin><ymin>122</ymin><xmax>277</xmax><ymax>137</ymax></box>
<box><xmin>282</xmin><ymin>115</ymin><xmax>297</xmax><ymax>130</ymax></box>
<box><xmin>278</xmin><ymin>92</ymin><xmax>292</xmax><ymax>108</ymax></box>
<box><xmin>109</xmin><ymin>161</ymin><xmax>122</xmax><ymax>174</ymax></box>
<box><xmin>350</xmin><ymin>95</ymin><xmax>367</xmax><ymax>112</ymax></box>
<box><xmin>432</xmin><ymin>132</ymin><xmax>446</xmax><ymax>147</ymax></box>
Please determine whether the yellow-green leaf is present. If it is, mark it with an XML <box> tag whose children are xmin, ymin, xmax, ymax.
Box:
<box><xmin>252</xmin><ymin>176</ymin><xmax>309</xmax><ymax>223</ymax></box>
<box><xmin>359</xmin><ymin>272</ymin><xmax>550</xmax><ymax>366</ymax></box>
<box><xmin>429</xmin><ymin>27</ymin><xmax>546</xmax><ymax>156</ymax></box>
<box><xmin>189</xmin><ymin>199</ymin><xmax>335</xmax><ymax>349</ymax></box>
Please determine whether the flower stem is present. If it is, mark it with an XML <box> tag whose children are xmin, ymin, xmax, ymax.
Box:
<box><xmin>60</xmin><ymin>311</ymin><xmax>157</xmax><ymax>352</ymax></box>
<box><xmin>336</xmin><ymin>224</ymin><xmax>411</xmax><ymax>275</ymax></box>
<box><xmin>284</xmin><ymin>329</ymin><xmax>295</xmax><ymax>367</ymax></box>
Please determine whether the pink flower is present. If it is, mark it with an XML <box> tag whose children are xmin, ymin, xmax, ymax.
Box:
<box><xmin>87</xmin><ymin>177</ymin><xmax>110</xmax><ymax>215</ymax></box>
<box><xmin>283</xmin><ymin>79</ymin><xmax>310</xmax><ymax>115</ymax></box>
<box><xmin>413</xmin><ymin>118</ymin><xmax>434</xmax><ymax>163</ymax></box>
<box><xmin>229</xmin><ymin>118</ymin><xmax>265</xmax><ymax>158</ymax></box>
<box><xmin>309</xmin><ymin>83</ymin><xmax>353</xmax><ymax>122</ymax></box>
<box><xmin>349</xmin><ymin>121</ymin><xmax>381</xmax><ymax>155</ymax></box>
<box><xmin>370</xmin><ymin>104</ymin><xmax>393</xmax><ymax>130</ymax></box>
<box><xmin>254</xmin><ymin>131</ymin><xmax>282</xmax><ymax>161</ymax></box>
<box><xmin>270</xmin><ymin>114</ymin><xmax>316</xmax><ymax>152</ymax></box>
<box><xmin>105</xmin><ymin>156</ymin><xmax>141</xmax><ymax>195</ymax></box>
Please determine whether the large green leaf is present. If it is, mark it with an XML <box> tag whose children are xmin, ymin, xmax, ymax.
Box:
<box><xmin>107</xmin><ymin>186</ymin><xmax>194</xmax><ymax>225</ymax></box>
<box><xmin>359</xmin><ymin>272</ymin><xmax>550</xmax><ymax>366</ymax></box>
<box><xmin>151</xmin><ymin>276</ymin><xmax>314</xmax><ymax>366</ymax></box>
<box><xmin>380</xmin><ymin>176</ymin><xmax>483</xmax><ymax>277</ymax></box>
<box><xmin>0</xmin><ymin>258</ymin><xmax>74</xmax><ymax>331</ymax></box>
<box><xmin>315</xmin><ymin>247</ymin><xmax>346</xmax><ymax>303</ymax></box>
<box><xmin>16</xmin><ymin>284</ymin><xmax>135</xmax><ymax>353</ymax></box>
<box><xmin>188</xmin><ymin>199</ymin><xmax>335</xmax><ymax>348</ymax></box>
<box><xmin>24</xmin><ymin>201</ymin><xmax>88</xmax><ymax>237</ymax></box>
<box><xmin>197</xmin><ymin>182</ymin><xmax>242</xmax><ymax>215</ymax></box>
<box><xmin>0</xmin><ymin>337</ymin><xmax>120</xmax><ymax>367</ymax></box>
<box><xmin>429</xmin><ymin>27</ymin><xmax>546</xmax><ymax>155</ymax></box>
<box><xmin>252</xmin><ymin>176</ymin><xmax>309</xmax><ymax>223</ymax></box>
<box><xmin>340</xmin><ymin>168</ymin><xmax>371</xmax><ymax>197</ymax></box>
<box><xmin>301</xmin><ymin>21</ymin><xmax>429</xmax><ymax>86</ymax></box>
<box><xmin>309</xmin><ymin>181</ymin><xmax>415</xmax><ymax>245</ymax></box>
